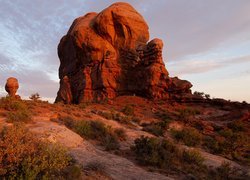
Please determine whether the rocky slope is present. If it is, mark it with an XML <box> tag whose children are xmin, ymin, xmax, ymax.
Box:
<box><xmin>0</xmin><ymin>96</ymin><xmax>249</xmax><ymax>179</ymax></box>
<box><xmin>55</xmin><ymin>2</ymin><xmax>192</xmax><ymax>104</ymax></box>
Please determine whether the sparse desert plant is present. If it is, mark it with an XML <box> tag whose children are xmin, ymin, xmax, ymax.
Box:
<box><xmin>171</xmin><ymin>127</ymin><xmax>202</xmax><ymax>147</ymax></box>
<box><xmin>7</xmin><ymin>110</ymin><xmax>32</xmax><ymax>123</ymax></box>
<box><xmin>227</xmin><ymin>120</ymin><xmax>245</xmax><ymax>132</ymax></box>
<box><xmin>0</xmin><ymin>97</ymin><xmax>26</xmax><ymax>111</ymax></box>
<box><xmin>73</xmin><ymin>120</ymin><xmax>120</xmax><ymax>151</ymax></box>
<box><xmin>0</xmin><ymin>124</ymin><xmax>71</xmax><ymax>179</ymax></box>
<box><xmin>122</xmin><ymin>105</ymin><xmax>134</xmax><ymax>116</ymax></box>
<box><xmin>177</xmin><ymin>107</ymin><xmax>200</xmax><ymax>122</ymax></box>
<box><xmin>101</xmin><ymin>134</ymin><xmax>120</xmax><ymax>151</ymax></box>
<box><xmin>63</xmin><ymin>164</ymin><xmax>82</xmax><ymax>179</ymax></box>
<box><xmin>143</xmin><ymin>123</ymin><xmax>165</xmax><ymax>136</ymax></box>
<box><xmin>207</xmin><ymin>161</ymin><xmax>249</xmax><ymax>180</ymax></box>
<box><xmin>114</xmin><ymin>128</ymin><xmax>127</xmax><ymax>141</ymax></box>
<box><xmin>182</xmin><ymin>149</ymin><xmax>204</xmax><ymax>166</ymax></box>
<box><xmin>84</xmin><ymin>161</ymin><xmax>107</xmax><ymax>175</ymax></box>
<box><xmin>59</xmin><ymin>116</ymin><xmax>76</xmax><ymax>129</ymax></box>
<box><xmin>0</xmin><ymin>97</ymin><xmax>32</xmax><ymax>123</ymax></box>
<box><xmin>131</xmin><ymin>136</ymin><xmax>180</xmax><ymax>168</ymax></box>
<box><xmin>74</xmin><ymin>120</ymin><xmax>92</xmax><ymax>139</ymax></box>
<box><xmin>29</xmin><ymin>93</ymin><xmax>41</xmax><ymax>101</ymax></box>
<box><xmin>203</xmin><ymin>136</ymin><xmax>220</xmax><ymax>153</ymax></box>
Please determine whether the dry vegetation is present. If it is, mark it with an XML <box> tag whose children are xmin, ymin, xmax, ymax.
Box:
<box><xmin>0</xmin><ymin>95</ymin><xmax>249</xmax><ymax>179</ymax></box>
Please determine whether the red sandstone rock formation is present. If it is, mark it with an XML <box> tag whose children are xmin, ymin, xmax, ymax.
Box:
<box><xmin>55</xmin><ymin>2</ymin><xmax>192</xmax><ymax>104</ymax></box>
<box><xmin>5</xmin><ymin>77</ymin><xmax>20</xmax><ymax>98</ymax></box>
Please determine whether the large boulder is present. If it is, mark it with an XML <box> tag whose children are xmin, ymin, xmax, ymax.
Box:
<box><xmin>55</xmin><ymin>2</ymin><xmax>192</xmax><ymax>104</ymax></box>
<box><xmin>5</xmin><ymin>77</ymin><xmax>19</xmax><ymax>98</ymax></box>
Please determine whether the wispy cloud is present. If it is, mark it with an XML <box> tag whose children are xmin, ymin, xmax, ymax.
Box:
<box><xmin>169</xmin><ymin>54</ymin><xmax>250</xmax><ymax>76</ymax></box>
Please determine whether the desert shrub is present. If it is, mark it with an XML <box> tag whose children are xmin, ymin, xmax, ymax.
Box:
<box><xmin>143</xmin><ymin>119</ymin><xmax>169</xmax><ymax>136</ymax></box>
<box><xmin>143</xmin><ymin>111</ymin><xmax>173</xmax><ymax>136</ymax></box>
<box><xmin>0</xmin><ymin>124</ymin><xmax>71</xmax><ymax>179</ymax></box>
<box><xmin>98</xmin><ymin>110</ymin><xmax>133</xmax><ymax>125</ymax></box>
<box><xmin>102</xmin><ymin>134</ymin><xmax>120</xmax><ymax>151</ymax></box>
<box><xmin>7</xmin><ymin>110</ymin><xmax>32</xmax><ymax>123</ymax></box>
<box><xmin>155</xmin><ymin>111</ymin><xmax>172</xmax><ymax>121</ymax></box>
<box><xmin>0</xmin><ymin>97</ymin><xmax>32</xmax><ymax>123</ymax></box>
<box><xmin>227</xmin><ymin>121</ymin><xmax>245</xmax><ymax>132</ymax></box>
<box><xmin>84</xmin><ymin>161</ymin><xmax>106</xmax><ymax>174</ymax></box>
<box><xmin>207</xmin><ymin>162</ymin><xmax>249</xmax><ymax>180</ymax></box>
<box><xmin>74</xmin><ymin>120</ymin><xmax>92</xmax><ymax>139</ymax></box>
<box><xmin>29</xmin><ymin>93</ymin><xmax>41</xmax><ymax>101</ymax></box>
<box><xmin>218</xmin><ymin>130</ymin><xmax>248</xmax><ymax>159</ymax></box>
<box><xmin>182</xmin><ymin>150</ymin><xmax>204</xmax><ymax>166</ymax></box>
<box><xmin>178</xmin><ymin>107</ymin><xmax>200</xmax><ymax>122</ymax></box>
<box><xmin>0</xmin><ymin>97</ymin><xmax>26</xmax><ymax>111</ymax></box>
<box><xmin>131</xmin><ymin>136</ymin><xmax>208</xmax><ymax>177</ymax></box>
<box><xmin>131</xmin><ymin>136</ymin><xmax>180</xmax><ymax>168</ymax></box>
<box><xmin>203</xmin><ymin>136</ymin><xmax>221</xmax><ymax>153</ymax></box>
<box><xmin>114</xmin><ymin>128</ymin><xmax>127</xmax><ymax>141</ymax></box>
<box><xmin>99</xmin><ymin>111</ymin><xmax>113</xmax><ymax>120</ymax></box>
<box><xmin>74</xmin><ymin>120</ymin><xmax>120</xmax><ymax>151</ymax></box>
<box><xmin>62</xmin><ymin>164</ymin><xmax>82</xmax><ymax>179</ymax></box>
<box><xmin>171</xmin><ymin>127</ymin><xmax>202</xmax><ymax>147</ymax></box>
<box><xmin>122</xmin><ymin>105</ymin><xmax>134</xmax><ymax>116</ymax></box>
<box><xmin>143</xmin><ymin>123</ymin><xmax>165</xmax><ymax>136</ymax></box>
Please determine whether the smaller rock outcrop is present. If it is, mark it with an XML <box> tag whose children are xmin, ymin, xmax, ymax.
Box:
<box><xmin>5</xmin><ymin>77</ymin><xmax>20</xmax><ymax>98</ymax></box>
<box><xmin>55</xmin><ymin>76</ymin><xmax>73</xmax><ymax>104</ymax></box>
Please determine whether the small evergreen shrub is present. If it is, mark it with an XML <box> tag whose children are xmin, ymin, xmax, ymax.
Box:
<box><xmin>182</xmin><ymin>150</ymin><xmax>204</xmax><ymax>166</ymax></box>
<box><xmin>0</xmin><ymin>124</ymin><xmax>71</xmax><ymax>179</ymax></box>
<box><xmin>122</xmin><ymin>105</ymin><xmax>134</xmax><ymax>116</ymax></box>
<box><xmin>0</xmin><ymin>97</ymin><xmax>32</xmax><ymax>123</ymax></box>
<box><xmin>171</xmin><ymin>127</ymin><xmax>202</xmax><ymax>147</ymax></box>
<box><xmin>131</xmin><ymin>136</ymin><xmax>180</xmax><ymax>168</ymax></box>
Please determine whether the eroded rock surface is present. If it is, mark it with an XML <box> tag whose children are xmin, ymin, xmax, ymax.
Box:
<box><xmin>55</xmin><ymin>2</ymin><xmax>192</xmax><ymax>104</ymax></box>
<box><xmin>5</xmin><ymin>77</ymin><xmax>20</xmax><ymax>98</ymax></box>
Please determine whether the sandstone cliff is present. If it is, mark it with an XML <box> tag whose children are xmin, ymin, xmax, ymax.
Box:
<box><xmin>55</xmin><ymin>2</ymin><xmax>192</xmax><ymax>104</ymax></box>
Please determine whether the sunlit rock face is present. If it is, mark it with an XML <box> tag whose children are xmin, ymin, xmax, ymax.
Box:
<box><xmin>55</xmin><ymin>2</ymin><xmax>192</xmax><ymax>104</ymax></box>
<box><xmin>5</xmin><ymin>77</ymin><xmax>20</xmax><ymax>98</ymax></box>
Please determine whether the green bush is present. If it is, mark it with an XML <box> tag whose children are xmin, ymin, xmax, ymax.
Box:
<box><xmin>131</xmin><ymin>136</ymin><xmax>180</xmax><ymax>168</ymax></box>
<box><xmin>0</xmin><ymin>97</ymin><xmax>32</xmax><ymax>123</ymax></box>
<box><xmin>7</xmin><ymin>110</ymin><xmax>32</xmax><ymax>123</ymax></box>
<box><xmin>182</xmin><ymin>150</ymin><xmax>204</xmax><ymax>166</ymax></box>
<box><xmin>114</xmin><ymin>128</ymin><xmax>127</xmax><ymax>141</ymax></box>
<box><xmin>0</xmin><ymin>124</ymin><xmax>71</xmax><ymax>179</ymax></box>
<box><xmin>122</xmin><ymin>105</ymin><xmax>134</xmax><ymax>116</ymax></box>
<box><xmin>74</xmin><ymin>120</ymin><xmax>120</xmax><ymax>151</ymax></box>
<box><xmin>227</xmin><ymin>121</ymin><xmax>245</xmax><ymax>132</ymax></box>
<box><xmin>29</xmin><ymin>93</ymin><xmax>41</xmax><ymax>101</ymax></box>
<box><xmin>84</xmin><ymin>161</ymin><xmax>106</xmax><ymax>175</ymax></box>
<box><xmin>178</xmin><ymin>107</ymin><xmax>200</xmax><ymax>121</ymax></box>
<box><xmin>74</xmin><ymin>120</ymin><xmax>92</xmax><ymax>138</ymax></box>
<box><xmin>0</xmin><ymin>97</ymin><xmax>26</xmax><ymax>111</ymax></box>
<box><xmin>143</xmin><ymin>120</ymin><xmax>169</xmax><ymax>136</ymax></box>
<box><xmin>102</xmin><ymin>134</ymin><xmax>120</xmax><ymax>151</ymax></box>
<box><xmin>171</xmin><ymin>127</ymin><xmax>202</xmax><ymax>147</ymax></box>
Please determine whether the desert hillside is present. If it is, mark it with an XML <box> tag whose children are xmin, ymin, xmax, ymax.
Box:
<box><xmin>0</xmin><ymin>95</ymin><xmax>250</xmax><ymax>179</ymax></box>
<box><xmin>1</xmin><ymin>2</ymin><xmax>250</xmax><ymax>180</ymax></box>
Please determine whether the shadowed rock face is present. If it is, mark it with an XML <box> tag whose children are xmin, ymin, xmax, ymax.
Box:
<box><xmin>55</xmin><ymin>2</ymin><xmax>192</xmax><ymax>104</ymax></box>
<box><xmin>5</xmin><ymin>77</ymin><xmax>19</xmax><ymax>98</ymax></box>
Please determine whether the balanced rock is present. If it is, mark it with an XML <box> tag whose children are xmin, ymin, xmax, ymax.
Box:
<box><xmin>55</xmin><ymin>2</ymin><xmax>192</xmax><ymax>104</ymax></box>
<box><xmin>5</xmin><ymin>77</ymin><xmax>19</xmax><ymax>98</ymax></box>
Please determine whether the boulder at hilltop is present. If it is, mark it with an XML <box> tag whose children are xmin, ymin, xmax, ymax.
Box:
<box><xmin>5</xmin><ymin>77</ymin><xmax>20</xmax><ymax>98</ymax></box>
<box><xmin>55</xmin><ymin>2</ymin><xmax>192</xmax><ymax>104</ymax></box>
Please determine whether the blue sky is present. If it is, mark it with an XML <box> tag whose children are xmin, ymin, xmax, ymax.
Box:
<box><xmin>0</xmin><ymin>0</ymin><xmax>250</xmax><ymax>102</ymax></box>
